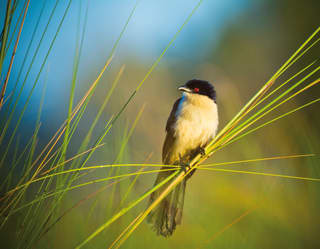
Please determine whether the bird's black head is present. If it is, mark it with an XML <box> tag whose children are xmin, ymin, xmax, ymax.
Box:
<box><xmin>178</xmin><ymin>79</ymin><xmax>216</xmax><ymax>102</ymax></box>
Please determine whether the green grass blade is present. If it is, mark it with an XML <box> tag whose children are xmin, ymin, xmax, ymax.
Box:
<box><xmin>0</xmin><ymin>0</ymin><xmax>12</xmax><ymax>74</ymax></box>
<box><xmin>0</xmin><ymin>0</ymin><xmax>59</xmax><ymax>145</ymax></box>
<box><xmin>11</xmin><ymin>168</ymin><xmax>178</xmax><ymax>216</ymax></box>
<box><xmin>201</xmin><ymin>154</ymin><xmax>314</xmax><ymax>168</ymax></box>
<box><xmin>222</xmin><ymin>97</ymin><xmax>320</xmax><ymax>149</ymax></box>
<box><xmin>221</xmin><ymin>68</ymin><xmax>320</xmax><ymax>144</ymax></box>
<box><xmin>0</xmin><ymin>0</ymin><xmax>71</xmax><ymax>169</ymax></box>
<box><xmin>75</xmin><ymin>170</ymin><xmax>179</xmax><ymax>249</ymax></box>
<box><xmin>1</xmin><ymin>0</ymin><xmax>47</xmax><ymax>126</ymax></box>
<box><xmin>0</xmin><ymin>0</ymin><xmax>30</xmax><ymax>108</ymax></box>
<box><xmin>207</xmin><ymin>27</ymin><xmax>320</xmax><ymax>151</ymax></box>
<box><xmin>198</xmin><ymin>167</ymin><xmax>320</xmax><ymax>182</ymax></box>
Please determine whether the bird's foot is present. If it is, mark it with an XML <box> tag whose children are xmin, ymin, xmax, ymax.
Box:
<box><xmin>199</xmin><ymin>147</ymin><xmax>206</xmax><ymax>156</ymax></box>
<box><xmin>182</xmin><ymin>163</ymin><xmax>191</xmax><ymax>173</ymax></box>
<box><xmin>179</xmin><ymin>154</ymin><xmax>191</xmax><ymax>173</ymax></box>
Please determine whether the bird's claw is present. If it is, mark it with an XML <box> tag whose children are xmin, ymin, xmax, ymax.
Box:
<box><xmin>199</xmin><ymin>147</ymin><xmax>206</xmax><ymax>156</ymax></box>
<box><xmin>182</xmin><ymin>164</ymin><xmax>191</xmax><ymax>173</ymax></box>
<box><xmin>179</xmin><ymin>154</ymin><xmax>191</xmax><ymax>173</ymax></box>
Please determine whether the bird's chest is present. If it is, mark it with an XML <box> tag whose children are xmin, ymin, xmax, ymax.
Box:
<box><xmin>173</xmin><ymin>98</ymin><xmax>218</xmax><ymax>149</ymax></box>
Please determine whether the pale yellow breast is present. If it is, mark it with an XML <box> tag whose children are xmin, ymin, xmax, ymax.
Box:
<box><xmin>172</xmin><ymin>93</ymin><xmax>218</xmax><ymax>159</ymax></box>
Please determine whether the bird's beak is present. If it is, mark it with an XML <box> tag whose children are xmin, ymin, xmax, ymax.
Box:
<box><xmin>178</xmin><ymin>86</ymin><xmax>192</xmax><ymax>93</ymax></box>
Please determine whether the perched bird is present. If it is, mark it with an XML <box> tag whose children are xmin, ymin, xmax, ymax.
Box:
<box><xmin>147</xmin><ymin>79</ymin><xmax>219</xmax><ymax>236</ymax></box>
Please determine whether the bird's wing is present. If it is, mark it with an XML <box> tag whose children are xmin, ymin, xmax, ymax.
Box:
<box><xmin>165</xmin><ymin>98</ymin><xmax>182</xmax><ymax>132</ymax></box>
<box><xmin>162</xmin><ymin>98</ymin><xmax>182</xmax><ymax>164</ymax></box>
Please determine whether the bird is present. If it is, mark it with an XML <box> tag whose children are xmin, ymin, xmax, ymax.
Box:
<box><xmin>147</xmin><ymin>79</ymin><xmax>219</xmax><ymax>237</ymax></box>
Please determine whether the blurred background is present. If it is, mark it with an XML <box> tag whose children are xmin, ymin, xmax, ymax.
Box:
<box><xmin>0</xmin><ymin>0</ymin><xmax>320</xmax><ymax>248</ymax></box>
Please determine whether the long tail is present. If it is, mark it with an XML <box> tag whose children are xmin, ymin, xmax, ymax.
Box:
<box><xmin>147</xmin><ymin>168</ymin><xmax>187</xmax><ymax>237</ymax></box>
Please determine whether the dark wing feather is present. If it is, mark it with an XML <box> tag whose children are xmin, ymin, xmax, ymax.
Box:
<box><xmin>165</xmin><ymin>98</ymin><xmax>182</xmax><ymax>132</ymax></box>
<box><xmin>147</xmin><ymin>98</ymin><xmax>186</xmax><ymax>237</ymax></box>
<box><xmin>162</xmin><ymin>98</ymin><xmax>181</xmax><ymax>164</ymax></box>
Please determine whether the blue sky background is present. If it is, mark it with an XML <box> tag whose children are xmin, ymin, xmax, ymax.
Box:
<box><xmin>0</xmin><ymin>0</ymin><xmax>251</xmax><ymax>124</ymax></box>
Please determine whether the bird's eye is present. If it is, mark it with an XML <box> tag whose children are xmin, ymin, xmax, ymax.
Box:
<box><xmin>194</xmin><ymin>88</ymin><xmax>199</xmax><ymax>92</ymax></box>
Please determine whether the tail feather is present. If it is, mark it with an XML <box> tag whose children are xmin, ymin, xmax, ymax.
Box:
<box><xmin>147</xmin><ymin>169</ymin><xmax>187</xmax><ymax>237</ymax></box>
